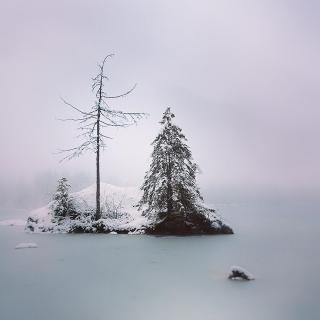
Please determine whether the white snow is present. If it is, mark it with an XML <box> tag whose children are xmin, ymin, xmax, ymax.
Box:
<box><xmin>228</xmin><ymin>266</ymin><xmax>255</xmax><ymax>280</ymax></box>
<box><xmin>15</xmin><ymin>242</ymin><xmax>38</xmax><ymax>249</ymax></box>
<box><xmin>26</xmin><ymin>183</ymin><xmax>149</xmax><ymax>233</ymax></box>
<box><xmin>25</xmin><ymin>182</ymin><xmax>230</xmax><ymax>234</ymax></box>
<box><xmin>0</xmin><ymin>219</ymin><xmax>26</xmax><ymax>227</ymax></box>
<box><xmin>73</xmin><ymin>183</ymin><xmax>140</xmax><ymax>216</ymax></box>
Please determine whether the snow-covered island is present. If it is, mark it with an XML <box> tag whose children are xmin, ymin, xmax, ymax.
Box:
<box><xmin>26</xmin><ymin>108</ymin><xmax>233</xmax><ymax>236</ymax></box>
<box><xmin>25</xmin><ymin>183</ymin><xmax>233</xmax><ymax>235</ymax></box>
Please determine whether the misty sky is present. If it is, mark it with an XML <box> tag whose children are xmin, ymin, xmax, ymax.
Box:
<box><xmin>1</xmin><ymin>0</ymin><xmax>320</xmax><ymax>206</ymax></box>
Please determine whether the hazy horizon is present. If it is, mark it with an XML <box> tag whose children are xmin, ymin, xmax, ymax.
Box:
<box><xmin>1</xmin><ymin>0</ymin><xmax>319</xmax><ymax>208</ymax></box>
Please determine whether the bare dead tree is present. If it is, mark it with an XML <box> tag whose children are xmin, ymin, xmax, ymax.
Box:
<box><xmin>59</xmin><ymin>54</ymin><xmax>146</xmax><ymax>220</ymax></box>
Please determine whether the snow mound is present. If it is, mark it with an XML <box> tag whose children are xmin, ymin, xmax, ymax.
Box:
<box><xmin>26</xmin><ymin>183</ymin><xmax>149</xmax><ymax>233</ymax></box>
<box><xmin>228</xmin><ymin>266</ymin><xmax>255</xmax><ymax>281</ymax></box>
<box><xmin>72</xmin><ymin>183</ymin><xmax>140</xmax><ymax>217</ymax></box>
<box><xmin>15</xmin><ymin>242</ymin><xmax>38</xmax><ymax>249</ymax></box>
<box><xmin>0</xmin><ymin>219</ymin><xmax>26</xmax><ymax>227</ymax></box>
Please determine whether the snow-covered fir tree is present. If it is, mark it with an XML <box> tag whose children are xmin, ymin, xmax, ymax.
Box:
<box><xmin>139</xmin><ymin>108</ymin><xmax>205</xmax><ymax>218</ymax></box>
<box><xmin>51</xmin><ymin>177</ymin><xmax>74</xmax><ymax>218</ymax></box>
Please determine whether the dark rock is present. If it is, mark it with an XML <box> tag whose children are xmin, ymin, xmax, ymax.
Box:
<box><xmin>228</xmin><ymin>266</ymin><xmax>254</xmax><ymax>281</ymax></box>
<box><xmin>145</xmin><ymin>211</ymin><xmax>233</xmax><ymax>235</ymax></box>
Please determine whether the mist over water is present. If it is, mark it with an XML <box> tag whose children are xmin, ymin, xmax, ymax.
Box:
<box><xmin>1</xmin><ymin>0</ymin><xmax>320</xmax><ymax>209</ymax></box>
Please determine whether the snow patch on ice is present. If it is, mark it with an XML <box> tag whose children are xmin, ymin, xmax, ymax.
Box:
<box><xmin>15</xmin><ymin>242</ymin><xmax>38</xmax><ymax>249</ymax></box>
<box><xmin>228</xmin><ymin>266</ymin><xmax>255</xmax><ymax>281</ymax></box>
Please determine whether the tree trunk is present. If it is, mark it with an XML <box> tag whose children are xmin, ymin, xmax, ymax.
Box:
<box><xmin>96</xmin><ymin>127</ymin><xmax>101</xmax><ymax>220</ymax></box>
<box><xmin>95</xmin><ymin>92</ymin><xmax>101</xmax><ymax>220</ymax></box>
<box><xmin>167</xmin><ymin>155</ymin><xmax>173</xmax><ymax>214</ymax></box>
<box><xmin>95</xmin><ymin>74</ymin><xmax>103</xmax><ymax>221</ymax></box>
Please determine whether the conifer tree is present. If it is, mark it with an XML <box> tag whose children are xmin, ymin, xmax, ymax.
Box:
<box><xmin>51</xmin><ymin>177</ymin><xmax>73</xmax><ymax>218</ymax></box>
<box><xmin>139</xmin><ymin>108</ymin><xmax>204</xmax><ymax>218</ymax></box>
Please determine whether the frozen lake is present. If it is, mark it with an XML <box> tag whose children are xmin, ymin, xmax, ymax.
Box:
<box><xmin>0</xmin><ymin>202</ymin><xmax>319</xmax><ymax>320</ymax></box>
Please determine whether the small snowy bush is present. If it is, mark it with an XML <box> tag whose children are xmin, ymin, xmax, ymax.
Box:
<box><xmin>51</xmin><ymin>177</ymin><xmax>75</xmax><ymax>219</ymax></box>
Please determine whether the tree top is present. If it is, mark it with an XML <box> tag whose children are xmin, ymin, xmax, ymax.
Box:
<box><xmin>160</xmin><ymin>107</ymin><xmax>175</xmax><ymax>125</ymax></box>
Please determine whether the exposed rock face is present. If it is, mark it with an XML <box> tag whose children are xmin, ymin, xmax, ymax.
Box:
<box><xmin>145</xmin><ymin>211</ymin><xmax>233</xmax><ymax>235</ymax></box>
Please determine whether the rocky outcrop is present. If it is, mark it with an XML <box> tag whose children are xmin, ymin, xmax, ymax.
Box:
<box><xmin>228</xmin><ymin>266</ymin><xmax>254</xmax><ymax>280</ymax></box>
<box><xmin>145</xmin><ymin>211</ymin><xmax>233</xmax><ymax>235</ymax></box>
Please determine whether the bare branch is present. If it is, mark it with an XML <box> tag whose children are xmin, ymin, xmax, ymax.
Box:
<box><xmin>102</xmin><ymin>83</ymin><xmax>137</xmax><ymax>99</ymax></box>
<box><xmin>60</xmin><ymin>97</ymin><xmax>95</xmax><ymax>116</ymax></box>
<box><xmin>56</xmin><ymin>117</ymin><xmax>83</xmax><ymax>122</ymax></box>
<box><xmin>100</xmin><ymin>119</ymin><xmax>125</xmax><ymax>127</ymax></box>
<box><xmin>101</xmin><ymin>54</ymin><xmax>114</xmax><ymax>68</ymax></box>
<box><xmin>100</xmin><ymin>133</ymin><xmax>113</xmax><ymax>139</ymax></box>
<box><xmin>58</xmin><ymin>54</ymin><xmax>146</xmax><ymax>220</ymax></box>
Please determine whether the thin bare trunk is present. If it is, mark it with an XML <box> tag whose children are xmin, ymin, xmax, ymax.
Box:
<box><xmin>60</xmin><ymin>55</ymin><xmax>145</xmax><ymax>221</ymax></box>
<box><xmin>167</xmin><ymin>154</ymin><xmax>173</xmax><ymax>214</ymax></box>
<box><xmin>95</xmin><ymin>73</ymin><xmax>103</xmax><ymax>220</ymax></box>
<box><xmin>95</xmin><ymin>123</ymin><xmax>101</xmax><ymax>220</ymax></box>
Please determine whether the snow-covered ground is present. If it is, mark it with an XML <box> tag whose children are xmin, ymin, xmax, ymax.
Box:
<box><xmin>26</xmin><ymin>183</ymin><xmax>148</xmax><ymax>233</ymax></box>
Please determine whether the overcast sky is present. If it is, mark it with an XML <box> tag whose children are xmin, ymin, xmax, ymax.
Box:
<box><xmin>0</xmin><ymin>0</ymin><xmax>319</xmax><ymax>206</ymax></box>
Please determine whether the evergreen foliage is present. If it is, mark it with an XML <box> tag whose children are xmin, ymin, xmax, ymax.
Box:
<box><xmin>139</xmin><ymin>108</ymin><xmax>204</xmax><ymax>218</ymax></box>
<box><xmin>51</xmin><ymin>177</ymin><xmax>74</xmax><ymax>218</ymax></box>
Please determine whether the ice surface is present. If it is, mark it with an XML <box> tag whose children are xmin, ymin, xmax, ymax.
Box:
<box><xmin>0</xmin><ymin>219</ymin><xmax>26</xmax><ymax>227</ymax></box>
<box><xmin>15</xmin><ymin>242</ymin><xmax>38</xmax><ymax>249</ymax></box>
<box><xmin>1</xmin><ymin>202</ymin><xmax>320</xmax><ymax>320</ymax></box>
